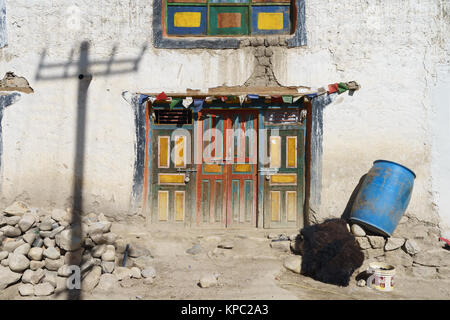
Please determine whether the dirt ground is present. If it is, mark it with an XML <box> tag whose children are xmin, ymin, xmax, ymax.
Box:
<box><xmin>2</xmin><ymin>221</ymin><xmax>449</xmax><ymax>300</ymax></box>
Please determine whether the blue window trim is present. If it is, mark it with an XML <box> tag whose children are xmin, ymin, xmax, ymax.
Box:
<box><xmin>0</xmin><ymin>0</ymin><xmax>7</xmax><ymax>48</ymax></box>
<box><xmin>153</xmin><ymin>0</ymin><xmax>306</xmax><ymax>49</ymax></box>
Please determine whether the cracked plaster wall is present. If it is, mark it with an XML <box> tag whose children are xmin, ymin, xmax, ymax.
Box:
<box><xmin>0</xmin><ymin>0</ymin><xmax>448</xmax><ymax>233</ymax></box>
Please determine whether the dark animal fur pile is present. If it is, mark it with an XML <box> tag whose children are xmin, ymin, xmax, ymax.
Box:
<box><xmin>300</xmin><ymin>218</ymin><xmax>364</xmax><ymax>287</ymax></box>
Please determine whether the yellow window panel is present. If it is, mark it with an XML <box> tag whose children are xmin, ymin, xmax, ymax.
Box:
<box><xmin>286</xmin><ymin>136</ymin><xmax>297</xmax><ymax>168</ymax></box>
<box><xmin>286</xmin><ymin>191</ymin><xmax>297</xmax><ymax>222</ymax></box>
<box><xmin>271</xmin><ymin>191</ymin><xmax>280</xmax><ymax>222</ymax></box>
<box><xmin>270</xmin><ymin>174</ymin><xmax>297</xmax><ymax>185</ymax></box>
<box><xmin>258</xmin><ymin>12</ymin><xmax>284</xmax><ymax>30</ymax></box>
<box><xmin>158</xmin><ymin>136</ymin><xmax>170</xmax><ymax>168</ymax></box>
<box><xmin>270</xmin><ymin>136</ymin><xmax>281</xmax><ymax>168</ymax></box>
<box><xmin>158</xmin><ymin>191</ymin><xmax>169</xmax><ymax>221</ymax></box>
<box><xmin>234</xmin><ymin>164</ymin><xmax>252</xmax><ymax>172</ymax></box>
<box><xmin>175</xmin><ymin>191</ymin><xmax>185</xmax><ymax>221</ymax></box>
<box><xmin>175</xmin><ymin>135</ymin><xmax>186</xmax><ymax>168</ymax></box>
<box><xmin>174</xmin><ymin>12</ymin><xmax>202</xmax><ymax>28</ymax></box>
<box><xmin>159</xmin><ymin>174</ymin><xmax>185</xmax><ymax>185</ymax></box>
<box><xmin>204</xmin><ymin>164</ymin><xmax>222</xmax><ymax>173</ymax></box>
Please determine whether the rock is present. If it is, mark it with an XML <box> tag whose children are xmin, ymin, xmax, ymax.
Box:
<box><xmin>199</xmin><ymin>274</ymin><xmax>218</xmax><ymax>288</ymax></box>
<box><xmin>39</xmin><ymin>231</ymin><xmax>52</xmax><ymax>238</ymax></box>
<box><xmin>1</xmin><ymin>258</ymin><xmax>8</xmax><ymax>267</ymax></box>
<box><xmin>114</xmin><ymin>239</ymin><xmax>127</xmax><ymax>253</ymax></box>
<box><xmin>31</xmin><ymin>268</ymin><xmax>45</xmax><ymax>284</ymax></box>
<box><xmin>412</xmin><ymin>264</ymin><xmax>437</xmax><ymax>278</ymax></box>
<box><xmin>43</xmin><ymin>246</ymin><xmax>60</xmax><ymax>260</ymax></box>
<box><xmin>270</xmin><ymin>241</ymin><xmax>291</xmax><ymax>252</ymax></box>
<box><xmin>288</xmin><ymin>234</ymin><xmax>299</xmax><ymax>241</ymax></box>
<box><xmin>385</xmin><ymin>249</ymin><xmax>413</xmax><ymax>268</ymax></box>
<box><xmin>120</xmin><ymin>278</ymin><xmax>138</xmax><ymax>288</ymax></box>
<box><xmin>351</xmin><ymin>224</ymin><xmax>366</xmax><ymax>237</ymax></box>
<box><xmin>217</xmin><ymin>241</ymin><xmax>234</xmax><ymax>249</ymax></box>
<box><xmin>128</xmin><ymin>243</ymin><xmax>151</xmax><ymax>258</ymax></box>
<box><xmin>283</xmin><ymin>256</ymin><xmax>302</xmax><ymax>274</ymax></box>
<box><xmin>3</xmin><ymin>201</ymin><xmax>29</xmax><ymax>216</ymax></box>
<box><xmin>113</xmin><ymin>267</ymin><xmax>133</xmax><ymax>281</ymax></box>
<box><xmin>3</xmin><ymin>226</ymin><xmax>21</xmax><ymax>237</ymax></box>
<box><xmin>44</xmin><ymin>237</ymin><xmax>55</xmax><ymax>248</ymax></box>
<box><xmin>143</xmin><ymin>278</ymin><xmax>154</xmax><ymax>285</ymax></box>
<box><xmin>13</xmin><ymin>243</ymin><xmax>31</xmax><ymax>255</ymax></box>
<box><xmin>3</xmin><ymin>239</ymin><xmax>25</xmax><ymax>252</ymax></box>
<box><xmin>141</xmin><ymin>266</ymin><xmax>156</xmax><ymax>279</ymax></box>
<box><xmin>385</xmin><ymin>238</ymin><xmax>405</xmax><ymax>251</ymax></box>
<box><xmin>6</xmin><ymin>216</ymin><xmax>21</xmax><ymax>225</ymax></box>
<box><xmin>49</xmin><ymin>226</ymin><xmax>65</xmax><ymax>238</ymax></box>
<box><xmin>57</xmin><ymin>265</ymin><xmax>73</xmax><ymax>277</ymax></box>
<box><xmin>8</xmin><ymin>253</ymin><xmax>30</xmax><ymax>272</ymax></box>
<box><xmin>0</xmin><ymin>216</ymin><xmax>5</xmax><ymax>227</ymax></box>
<box><xmin>39</xmin><ymin>218</ymin><xmax>54</xmax><ymax>231</ymax></box>
<box><xmin>355</xmin><ymin>237</ymin><xmax>371</xmax><ymax>250</ymax></box>
<box><xmin>0</xmin><ymin>266</ymin><xmax>22</xmax><ymax>289</ymax></box>
<box><xmin>28</xmin><ymin>247</ymin><xmax>43</xmax><ymax>261</ymax></box>
<box><xmin>55</xmin><ymin>229</ymin><xmax>82</xmax><ymax>251</ymax></box>
<box><xmin>97</xmin><ymin>213</ymin><xmax>109</xmax><ymax>222</ymax></box>
<box><xmin>89</xmin><ymin>231</ymin><xmax>106</xmax><ymax>245</ymax></box>
<box><xmin>51</xmin><ymin>209</ymin><xmax>70</xmax><ymax>223</ymax></box>
<box><xmin>45</xmin><ymin>257</ymin><xmax>64</xmax><ymax>271</ymax></box>
<box><xmin>404</xmin><ymin>239</ymin><xmax>421</xmax><ymax>255</ymax></box>
<box><xmin>362</xmin><ymin>249</ymin><xmax>384</xmax><ymax>259</ymax></box>
<box><xmin>21</xmin><ymin>269</ymin><xmax>34</xmax><ymax>284</ymax></box>
<box><xmin>357</xmin><ymin>279</ymin><xmax>366</xmax><ymax>287</ymax></box>
<box><xmin>30</xmin><ymin>260</ymin><xmax>45</xmax><ymax>271</ymax></box>
<box><xmin>56</xmin><ymin>276</ymin><xmax>68</xmax><ymax>291</ymax></box>
<box><xmin>23</xmin><ymin>232</ymin><xmax>36</xmax><ymax>244</ymax></box>
<box><xmin>82</xmin><ymin>266</ymin><xmax>102</xmax><ymax>291</ymax></box>
<box><xmin>34</xmin><ymin>282</ymin><xmax>55</xmax><ymax>296</ymax></box>
<box><xmin>84</xmin><ymin>238</ymin><xmax>94</xmax><ymax>248</ymax></box>
<box><xmin>18</xmin><ymin>214</ymin><xmax>35</xmax><ymax>233</ymax></box>
<box><xmin>437</xmin><ymin>267</ymin><xmax>450</xmax><ymax>280</ymax></box>
<box><xmin>88</xmin><ymin>221</ymin><xmax>112</xmax><ymax>234</ymax></box>
<box><xmin>186</xmin><ymin>244</ymin><xmax>201</xmax><ymax>255</ymax></box>
<box><xmin>101</xmin><ymin>245</ymin><xmax>115</xmax><ymax>262</ymax></box>
<box><xmin>64</xmin><ymin>248</ymin><xmax>84</xmax><ymax>265</ymax></box>
<box><xmin>18</xmin><ymin>283</ymin><xmax>34</xmax><ymax>296</ymax></box>
<box><xmin>130</xmin><ymin>267</ymin><xmax>142</xmax><ymax>279</ymax></box>
<box><xmin>0</xmin><ymin>251</ymin><xmax>8</xmax><ymax>260</ymax></box>
<box><xmin>42</xmin><ymin>270</ymin><xmax>57</xmax><ymax>288</ymax></box>
<box><xmin>95</xmin><ymin>273</ymin><xmax>119</xmax><ymax>291</ymax></box>
<box><xmin>367</xmin><ymin>236</ymin><xmax>385</xmax><ymax>249</ymax></box>
<box><xmin>101</xmin><ymin>261</ymin><xmax>115</xmax><ymax>274</ymax></box>
<box><xmin>132</xmin><ymin>256</ymin><xmax>153</xmax><ymax>270</ymax></box>
<box><xmin>413</xmin><ymin>249</ymin><xmax>449</xmax><ymax>267</ymax></box>
<box><xmin>103</xmin><ymin>232</ymin><xmax>117</xmax><ymax>245</ymax></box>
<box><xmin>32</xmin><ymin>237</ymin><xmax>44</xmax><ymax>248</ymax></box>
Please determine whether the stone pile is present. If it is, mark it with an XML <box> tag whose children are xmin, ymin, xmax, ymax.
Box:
<box><xmin>348</xmin><ymin>220</ymin><xmax>449</xmax><ymax>279</ymax></box>
<box><xmin>275</xmin><ymin>218</ymin><xmax>449</xmax><ymax>280</ymax></box>
<box><xmin>0</xmin><ymin>201</ymin><xmax>156</xmax><ymax>296</ymax></box>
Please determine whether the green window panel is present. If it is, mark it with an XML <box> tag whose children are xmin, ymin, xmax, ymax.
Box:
<box><xmin>209</xmin><ymin>6</ymin><xmax>249</xmax><ymax>35</ymax></box>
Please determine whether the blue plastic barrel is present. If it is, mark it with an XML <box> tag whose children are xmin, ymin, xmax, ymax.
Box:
<box><xmin>349</xmin><ymin>160</ymin><xmax>416</xmax><ymax>237</ymax></box>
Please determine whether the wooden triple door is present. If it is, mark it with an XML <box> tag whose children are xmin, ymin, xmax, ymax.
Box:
<box><xmin>196</xmin><ymin>110</ymin><xmax>258</xmax><ymax>227</ymax></box>
<box><xmin>150</xmin><ymin>108</ymin><xmax>305</xmax><ymax>229</ymax></box>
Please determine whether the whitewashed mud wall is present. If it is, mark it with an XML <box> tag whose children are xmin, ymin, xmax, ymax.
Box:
<box><xmin>0</xmin><ymin>0</ymin><xmax>449</xmax><ymax>236</ymax></box>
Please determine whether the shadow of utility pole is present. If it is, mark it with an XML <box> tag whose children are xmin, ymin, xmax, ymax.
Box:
<box><xmin>35</xmin><ymin>41</ymin><xmax>147</xmax><ymax>300</ymax></box>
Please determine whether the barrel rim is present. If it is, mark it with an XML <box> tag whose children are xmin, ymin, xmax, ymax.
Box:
<box><xmin>373</xmin><ymin>160</ymin><xmax>416</xmax><ymax>179</ymax></box>
<box><xmin>349</xmin><ymin>218</ymin><xmax>392</xmax><ymax>237</ymax></box>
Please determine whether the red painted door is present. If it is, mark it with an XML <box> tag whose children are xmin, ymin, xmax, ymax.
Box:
<box><xmin>196</xmin><ymin>110</ymin><xmax>258</xmax><ymax>227</ymax></box>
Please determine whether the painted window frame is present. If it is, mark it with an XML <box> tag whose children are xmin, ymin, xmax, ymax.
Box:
<box><xmin>0</xmin><ymin>0</ymin><xmax>7</xmax><ymax>48</ymax></box>
<box><xmin>153</xmin><ymin>0</ymin><xmax>306</xmax><ymax>49</ymax></box>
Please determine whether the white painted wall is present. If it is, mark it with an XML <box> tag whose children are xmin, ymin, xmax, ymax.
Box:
<box><xmin>0</xmin><ymin>0</ymin><xmax>448</xmax><ymax>234</ymax></box>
